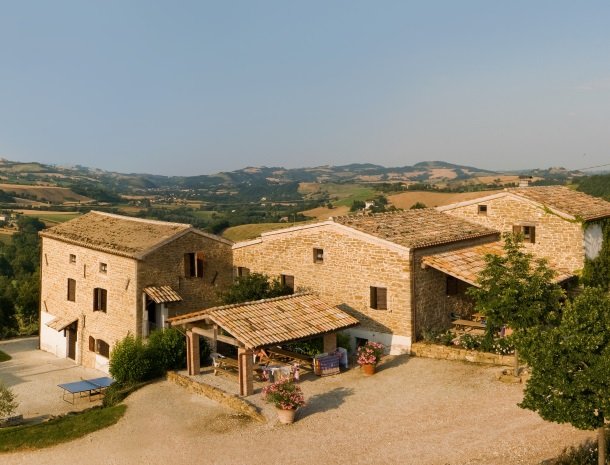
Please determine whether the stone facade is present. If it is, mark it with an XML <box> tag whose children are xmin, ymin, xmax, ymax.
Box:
<box><xmin>441</xmin><ymin>195</ymin><xmax>585</xmax><ymax>272</ymax></box>
<box><xmin>40</xmin><ymin>230</ymin><xmax>233</xmax><ymax>371</ymax></box>
<box><xmin>233</xmin><ymin>222</ymin><xmax>498</xmax><ymax>353</ymax></box>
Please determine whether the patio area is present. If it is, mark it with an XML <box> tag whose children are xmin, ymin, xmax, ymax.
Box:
<box><xmin>0</xmin><ymin>337</ymin><xmax>109</xmax><ymax>421</ymax></box>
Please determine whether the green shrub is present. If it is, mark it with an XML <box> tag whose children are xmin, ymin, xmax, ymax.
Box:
<box><xmin>0</xmin><ymin>382</ymin><xmax>18</xmax><ymax>417</ymax></box>
<box><xmin>459</xmin><ymin>334</ymin><xmax>483</xmax><ymax>350</ymax></box>
<box><xmin>109</xmin><ymin>335</ymin><xmax>153</xmax><ymax>384</ymax></box>
<box><xmin>436</xmin><ymin>330</ymin><xmax>455</xmax><ymax>346</ymax></box>
<box><xmin>549</xmin><ymin>438</ymin><xmax>599</xmax><ymax>465</ymax></box>
<box><xmin>102</xmin><ymin>382</ymin><xmax>144</xmax><ymax>408</ymax></box>
<box><xmin>147</xmin><ymin>328</ymin><xmax>187</xmax><ymax>375</ymax></box>
<box><xmin>337</xmin><ymin>332</ymin><xmax>351</xmax><ymax>352</ymax></box>
<box><xmin>284</xmin><ymin>337</ymin><xmax>323</xmax><ymax>356</ymax></box>
<box><xmin>199</xmin><ymin>337</ymin><xmax>211</xmax><ymax>364</ymax></box>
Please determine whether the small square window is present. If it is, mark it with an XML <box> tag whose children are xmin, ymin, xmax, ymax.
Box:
<box><xmin>236</xmin><ymin>266</ymin><xmax>250</xmax><ymax>278</ymax></box>
<box><xmin>478</xmin><ymin>205</ymin><xmax>487</xmax><ymax>215</ymax></box>
<box><xmin>99</xmin><ymin>263</ymin><xmax>107</xmax><ymax>273</ymax></box>
<box><xmin>370</xmin><ymin>286</ymin><xmax>388</xmax><ymax>310</ymax></box>
<box><xmin>281</xmin><ymin>274</ymin><xmax>295</xmax><ymax>293</ymax></box>
<box><xmin>69</xmin><ymin>254</ymin><xmax>76</xmax><ymax>264</ymax></box>
<box><xmin>513</xmin><ymin>225</ymin><xmax>536</xmax><ymax>244</ymax></box>
<box><xmin>313</xmin><ymin>248</ymin><xmax>324</xmax><ymax>263</ymax></box>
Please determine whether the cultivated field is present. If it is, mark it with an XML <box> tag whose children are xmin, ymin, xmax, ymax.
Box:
<box><xmin>15</xmin><ymin>210</ymin><xmax>81</xmax><ymax>224</ymax></box>
<box><xmin>222</xmin><ymin>222</ymin><xmax>301</xmax><ymax>242</ymax></box>
<box><xmin>388</xmin><ymin>190</ymin><xmax>501</xmax><ymax>209</ymax></box>
<box><xmin>0</xmin><ymin>184</ymin><xmax>92</xmax><ymax>204</ymax></box>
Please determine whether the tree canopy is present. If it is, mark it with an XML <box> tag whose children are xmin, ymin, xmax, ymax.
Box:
<box><xmin>519</xmin><ymin>287</ymin><xmax>610</xmax><ymax>464</ymax></box>
<box><xmin>219</xmin><ymin>272</ymin><xmax>293</xmax><ymax>305</ymax></box>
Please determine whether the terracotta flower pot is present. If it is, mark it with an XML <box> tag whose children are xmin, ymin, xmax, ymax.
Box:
<box><xmin>361</xmin><ymin>363</ymin><xmax>376</xmax><ymax>376</ymax></box>
<box><xmin>276</xmin><ymin>407</ymin><xmax>297</xmax><ymax>424</ymax></box>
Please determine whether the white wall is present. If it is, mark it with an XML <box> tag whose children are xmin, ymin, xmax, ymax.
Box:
<box><xmin>40</xmin><ymin>311</ymin><xmax>68</xmax><ymax>358</ymax></box>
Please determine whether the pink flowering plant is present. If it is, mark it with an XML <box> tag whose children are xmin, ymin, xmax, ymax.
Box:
<box><xmin>356</xmin><ymin>341</ymin><xmax>385</xmax><ymax>366</ymax></box>
<box><xmin>262</xmin><ymin>379</ymin><xmax>306</xmax><ymax>410</ymax></box>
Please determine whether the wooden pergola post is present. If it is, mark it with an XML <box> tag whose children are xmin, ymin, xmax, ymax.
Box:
<box><xmin>186</xmin><ymin>329</ymin><xmax>200</xmax><ymax>376</ymax></box>
<box><xmin>238</xmin><ymin>347</ymin><xmax>253</xmax><ymax>396</ymax></box>
<box><xmin>323</xmin><ymin>332</ymin><xmax>337</xmax><ymax>353</ymax></box>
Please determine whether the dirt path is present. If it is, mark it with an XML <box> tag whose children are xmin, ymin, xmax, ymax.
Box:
<box><xmin>3</xmin><ymin>355</ymin><xmax>592</xmax><ymax>465</ymax></box>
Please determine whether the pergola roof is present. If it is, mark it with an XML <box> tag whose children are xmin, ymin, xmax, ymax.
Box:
<box><xmin>168</xmin><ymin>293</ymin><xmax>359</xmax><ymax>349</ymax></box>
<box><xmin>421</xmin><ymin>242</ymin><xmax>574</xmax><ymax>287</ymax></box>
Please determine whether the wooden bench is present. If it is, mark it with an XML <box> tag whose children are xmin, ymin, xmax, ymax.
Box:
<box><xmin>267</xmin><ymin>347</ymin><xmax>314</xmax><ymax>370</ymax></box>
<box><xmin>452</xmin><ymin>319</ymin><xmax>486</xmax><ymax>332</ymax></box>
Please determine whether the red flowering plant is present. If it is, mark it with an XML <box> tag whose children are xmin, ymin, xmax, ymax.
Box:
<box><xmin>262</xmin><ymin>379</ymin><xmax>306</xmax><ymax>410</ymax></box>
<box><xmin>356</xmin><ymin>341</ymin><xmax>385</xmax><ymax>366</ymax></box>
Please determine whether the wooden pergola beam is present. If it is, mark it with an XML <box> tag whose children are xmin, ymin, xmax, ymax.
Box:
<box><xmin>190</xmin><ymin>325</ymin><xmax>240</xmax><ymax>347</ymax></box>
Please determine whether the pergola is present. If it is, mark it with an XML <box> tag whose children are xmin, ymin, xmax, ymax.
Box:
<box><xmin>168</xmin><ymin>293</ymin><xmax>359</xmax><ymax>396</ymax></box>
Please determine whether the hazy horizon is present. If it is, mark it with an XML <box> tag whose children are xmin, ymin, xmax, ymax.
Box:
<box><xmin>1</xmin><ymin>1</ymin><xmax>609</xmax><ymax>176</ymax></box>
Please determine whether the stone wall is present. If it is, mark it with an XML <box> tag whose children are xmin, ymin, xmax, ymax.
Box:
<box><xmin>413</xmin><ymin>235</ymin><xmax>497</xmax><ymax>338</ymax></box>
<box><xmin>411</xmin><ymin>342</ymin><xmax>513</xmax><ymax>366</ymax></box>
<box><xmin>40</xmin><ymin>237</ymin><xmax>139</xmax><ymax>369</ymax></box>
<box><xmin>443</xmin><ymin>195</ymin><xmax>584</xmax><ymax>272</ymax></box>
<box><xmin>233</xmin><ymin>223</ymin><xmax>413</xmax><ymax>350</ymax></box>
<box><xmin>40</xmin><ymin>230</ymin><xmax>233</xmax><ymax>370</ymax></box>
<box><xmin>139</xmin><ymin>231</ymin><xmax>234</xmax><ymax>320</ymax></box>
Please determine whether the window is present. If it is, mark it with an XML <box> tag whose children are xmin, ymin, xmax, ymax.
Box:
<box><xmin>88</xmin><ymin>336</ymin><xmax>96</xmax><ymax>352</ymax></box>
<box><xmin>370</xmin><ymin>286</ymin><xmax>388</xmax><ymax>310</ymax></box>
<box><xmin>513</xmin><ymin>225</ymin><xmax>536</xmax><ymax>244</ymax></box>
<box><xmin>184</xmin><ymin>252</ymin><xmax>205</xmax><ymax>277</ymax></box>
<box><xmin>96</xmin><ymin>340</ymin><xmax>110</xmax><ymax>358</ymax></box>
<box><xmin>99</xmin><ymin>262</ymin><xmax>107</xmax><ymax>273</ymax></box>
<box><xmin>281</xmin><ymin>274</ymin><xmax>295</xmax><ymax>293</ymax></box>
<box><xmin>313</xmin><ymin>248</ymin><xmax>324</xmax><ymax>263</ymax></box>
<box><xmin>478</xmin><ymin>205</ymin><xmax>488</xmax><ymax>216</ymax></box>
<box><xmin>446</xmin><ymin>276</ymin><xmax>458</xmax><ymax>296</ymax></box>
<box><xmin>67</xmin><ymin>278</ymin><xmax>76</xmax><ymax>302</ymax></box>
<box><xmin>236</xmin><ymin>266</ymin><xmax>250</xmax><ymax>278</ymax></box>
<box><xmin>93</xmin><ymin>288</ymin><xmax>107</xmax><ymax>312</ymax></box>
<box><xmin>69</xmin><ymin>254</ymin><xmax>76</xmax><ymax>264</ymax></box>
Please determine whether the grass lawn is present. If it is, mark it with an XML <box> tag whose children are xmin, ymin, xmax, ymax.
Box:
<box><xmin>0</xmin><ymin>404</ymin><xmax>126</xmax><ymax>453</ymax></box>
<box><xmin>33</xmin><ymin>213</ymin><xmax>81</xmax><ymax>224</ymax></box>
<box><xmin>223</xmin><ymin>222</ymin><xmax>300</xmax><ymax>242</ymax></box>
<box><xmin>0</xmin><ymin>350</ymin><xmax>11</xmax><ymax>362</ymax></box>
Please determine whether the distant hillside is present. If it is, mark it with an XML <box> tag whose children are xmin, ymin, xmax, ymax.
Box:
<box><xmin>0</xmin><ymin>157</ymin><xmax>590</xmax><ymax>206</ymax></box>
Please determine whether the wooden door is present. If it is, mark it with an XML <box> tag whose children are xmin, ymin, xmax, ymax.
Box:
<box><xmin>67</xmin><ymin>326</ymin><xmax>77</xmax><ymax>360</ymax></box>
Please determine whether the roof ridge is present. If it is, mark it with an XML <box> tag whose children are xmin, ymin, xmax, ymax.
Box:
<box><xmin>90</xmin><ymin>210</ymin><xmax>192</xmax><ymax>228</ymax></box>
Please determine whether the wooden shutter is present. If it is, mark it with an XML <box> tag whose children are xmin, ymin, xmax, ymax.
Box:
<box><xmin>101</xmin><ymin>289</ymin><xmax>107</xmax><ymax>311</ymax></box>
<box><xmin>196</xmin><ymin>252</ymin><xmax>205</xmax><ymax>277</ymax></box>
<box><xmin>512</xmin><ymin>225</ymin><xmax>521</xmax><ymax>236</ymax></box>
<box><xmin>93</xmin><ymin>288</ymin><xmax>99</xmax><ymax>311</ymax></box>
<box><xmin>377</xmin><ymin>287</ymin><xmax>388</xmax><ymax>310</ymax></box>
<box><xmin>184</xmin><ymin>253</ymin><xmax>195</xmax><ymax>277</ymax></box>
<box><xmin>370</xmin><ymin>286</ymin><xmax>377</xmax><ymax>309</ymax></box>
<box><xmin>282</xmin><ymin>275</ymin><xmax>295</xmax><ymax>292</ymax></box>
<box><xmin>67</xmin><ymin>278</ymin><xmax>76</xmax><ymax>302</ymax></box>
<box><xmin>88</xmin><ymin>336</ymin><xmax>95</xmax><ymax>352</ymax></box>
<box><xmin>529</xmin><ymin>226</ymin><xmax>536</xmax><ymax>244</ymax></box>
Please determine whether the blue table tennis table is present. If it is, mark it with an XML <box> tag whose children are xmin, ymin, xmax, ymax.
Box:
<box><xmin>58</xmin><ymin>377</ymin><xmax>114</xmax><ymax>404</ymax></box>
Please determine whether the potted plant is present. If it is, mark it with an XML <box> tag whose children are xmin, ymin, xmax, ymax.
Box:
<box><xmin>357</xmin><ymin>341</ymin><xmax>385</xmax><ymax>376</ymax></box>
<box><xmin>262</xmin><ymin>379</ymin><xmax>305</xmax><ymax>424</ymax></box>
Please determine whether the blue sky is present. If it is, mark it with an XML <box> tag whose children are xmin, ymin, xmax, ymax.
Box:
<box><xmin>1</xmin><ymin>1</ymin><xmax>609</xmax><ymax>176</ymax></box>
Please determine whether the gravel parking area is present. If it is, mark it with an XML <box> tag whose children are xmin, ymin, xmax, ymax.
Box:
<box><xmin>2</xmin><ymin>348</ymin><xmax>593</xmax><ymax>465</ymax></box>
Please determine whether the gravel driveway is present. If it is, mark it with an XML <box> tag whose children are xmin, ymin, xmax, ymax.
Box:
<box><xmin>2</xmin><ymin>349</ymin><xmax>592</xmax><ymax>465</ymax></box>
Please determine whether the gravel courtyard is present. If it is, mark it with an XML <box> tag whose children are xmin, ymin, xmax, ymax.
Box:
<box><xmin>2</xmin><ymin>345</ymin><xmax>593</xmax><ymax>465</ymax></box>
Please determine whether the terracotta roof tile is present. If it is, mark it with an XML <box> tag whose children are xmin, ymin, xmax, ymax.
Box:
<box><xmin>332</xmin><ymin>209</ymin><xmax>498</xmax><ymax>248</ymax></box>
<box><xmin>168</xmin><ymin>293</ymin><xmax>359</xmax><ymax>349</ymax></box>
<box><xmin>509</xmin><ymin>186</ymin><xmax>610</xmax><ymax>221</ymax></box>
<box><xmin>143</xmin><ymin>286</ymin><xmax>182</xmax><ymax>304</ymax></box>
<box><xmin>422</xmin><ymin>242</ymin><xmax>573</xmax><ymax>286</ymax></box>
<box><xmin>39</xmin><ymin>211</ymin><xmax>192</xmax><ymax>258</ymax></box>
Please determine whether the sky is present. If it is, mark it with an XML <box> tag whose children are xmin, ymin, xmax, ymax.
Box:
<box><xmin>1</xmin><ymin>1</ymin><xmax>609</xmax><ymax>176</ymax></box>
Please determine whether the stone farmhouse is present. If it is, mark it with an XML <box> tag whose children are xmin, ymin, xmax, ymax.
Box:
<box><xmin>39</xmin><ymin>211</ymin><xmax>233</xmax><ymax>371</ymax></box>
<box><xmin>232</xmin><ymin>209</ymin><xmax>501</xmax><ymax>355</ymax></box>
<box><xmin>437</xmin><ymin>186</ymin><xmax>610</xmax><ymax>273</ymax></box>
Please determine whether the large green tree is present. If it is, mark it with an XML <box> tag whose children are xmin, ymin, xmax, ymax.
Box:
<box><xmin>468</xmin><ymin>233</ymin><xmax>565</xmax><ymax>376</ymax></box>
<box><xmin>519</xmin><ymin>287</ymin><xmax>610</xmax><ymax>465</ymax></box>
<box><xmin>219</xmin><ymin>272</ymin><xmax>292</xmax><ymax>305</ymax></box>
